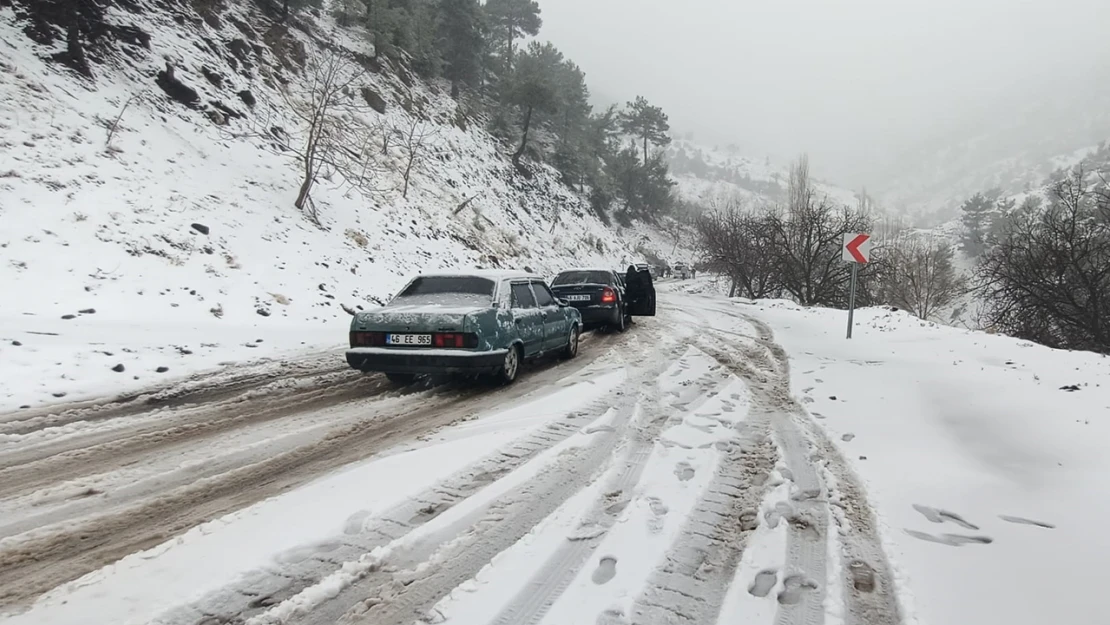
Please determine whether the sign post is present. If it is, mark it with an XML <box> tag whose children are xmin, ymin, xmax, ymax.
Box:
<box><xmin>842</xmin><ymin>233</ymin><xmax>872</xmax><ymax>339</ymax></box>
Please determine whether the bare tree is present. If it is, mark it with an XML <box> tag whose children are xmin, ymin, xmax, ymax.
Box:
<box><xmin>396</xmin><ymin>118</ymin><xmax>440</xmax><ymax>198</ymax></box>
<box><xmin>976</xmin><ymin>167</ymin><xmax>1110</xmax><ymax>353</ymax></box>
<box><xmin>695</xmin><ymin>195</ymin><xmax>781</xmax><ymax>299</ymax></box>
<box><xmin>765</xmin><ymin>156</ymin><xmax>875</xmax><ymax>307</ymax></box>
<box><xmin>878</xmin><ymin>233</ymin><xmax>967</xmax><ymax>320</ymax></box>
<box><xmin>278</xmin><ymin>49</ymin><xmax>369</xmax><ymax>222</ymax></box>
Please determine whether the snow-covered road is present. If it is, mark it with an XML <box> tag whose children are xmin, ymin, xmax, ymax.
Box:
<box><xmin>3</xmin><ymin>285</ymin><xmax>1106</xmax><ymax>625</ymax></box>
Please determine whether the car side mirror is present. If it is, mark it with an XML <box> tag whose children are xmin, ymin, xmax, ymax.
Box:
<box><xmin>556</xmin><ymin>298</ymin><xmax>569</xmax><ymax>307</ymax></box>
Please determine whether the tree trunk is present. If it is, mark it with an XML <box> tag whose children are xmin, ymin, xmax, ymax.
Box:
<box><xmin>283</xmin><ymin>0</ymin><xmax>289</xmax><ymax>20</ymax></box>
<box><xmin>295</xmin><ymin>176</ymin><xmax>313</xmax><ymax>210</ymax></box>
<box><xmin>512</xmin><ymin>105</ymin><xmax>534</xmax><ymax>168</ymax></box>
<box><xmin>65</xmin><ymin>2</ymin><xmax>91</xmax><ymax>78</ymax></box>
<box><xmin>642</xmin><ymin>136</ymin><xmax>648</xmax><ymax>164</ymax></box>
<box><xmin>451</xmin><ymin>80</ymin><xmax>460</xmax><ymax>100</ymax></box>
<box><xmin>403</xmin><ymin>156</ymin><xmax>415</xmax><ymax>198</ymax></box>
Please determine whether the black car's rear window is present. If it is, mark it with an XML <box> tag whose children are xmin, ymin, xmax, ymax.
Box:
<box><xmin>394</xmin><ymin>276</ymin><xmax>496</xmax><ymax>306</ymax></box>
<box><xmin>553</xmin><ymin>271</ymin><xmax>613</xmax><ymax>286</ymax></box>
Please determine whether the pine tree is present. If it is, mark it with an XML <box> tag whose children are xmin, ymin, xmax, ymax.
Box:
<box><xmin>437</xmin><ymin>0</ymin><xmax>484</xmax><ymax>98</ymax></box>
<box><xmin>507</xmin><ymin>42</ymin><xmax>560</xmax><ymax>170</ymax></box>
<box><xmin>960</xmin><ymin>192</ymin><xmax>994</xmax><ymax>256</ymax></box>
<box><xmin>483</xmin><ymin>0</ymin><xmax>542</xmax><ymax>76</ymax></box>
<box><xmin>619</xmin><ymin>96</ymin><xmax>671</xmax><ymax>163</ymax></box>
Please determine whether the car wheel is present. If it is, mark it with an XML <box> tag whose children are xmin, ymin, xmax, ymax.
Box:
<box><xmin>497</xmin><ymin>345</ymin><xmax>521</xmax><ymax>385</ymax></box>
<box><xmin>385</xmin><ymin>372</ymin><xmax>417</xmax><ymax>385</ymax></box>
<box><xmin>610</xmin><ymin>309</ymin><xmax>626</xmax><ymax>333</ymax></box>
<box><xmin>563</xmin><ymin>325</ymin><xmax>580</xmax><ymax>359</ymax></box>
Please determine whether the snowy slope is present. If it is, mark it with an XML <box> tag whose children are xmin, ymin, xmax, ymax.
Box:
<box><xmin>0</xmin><ymin>2</ymin><xmax>689</xmax><ymax>411</ymax></box>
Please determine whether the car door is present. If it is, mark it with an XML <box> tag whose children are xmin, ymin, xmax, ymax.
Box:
<box><xmin>624</xmin><ymin>265</ymin><xmax>657</xmax><ymax>316</ymax></box>
<box><xmin>610</xmin><ymin>270</ymin><xmax>628</xmax><ymax>312</ymax></box>
<box><xmin>510</xmin><ymin>281</ymin><xmax>544</xmax><ymax>358</ymax></box>
<box><xmin>530</xmin><ymin>280</ymin><xmax>568</xmax><ymax>352</ymax></box>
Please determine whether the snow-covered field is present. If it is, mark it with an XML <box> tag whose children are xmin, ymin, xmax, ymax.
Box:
<box><xmin>0</xmin><ymin>2</ymin><xmax>693</xmax><ymax>412</ymax></box>
<box><xmin>727</xmin><ymin>295</ymin><xmax>1110</xmax><ymax>625</ymax></box>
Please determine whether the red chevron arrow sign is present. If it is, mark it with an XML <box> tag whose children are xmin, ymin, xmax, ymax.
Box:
<box><xmin>842</xmin><ymin>233</ymin><xmax>872</xmax><ymax>264</ymax></box>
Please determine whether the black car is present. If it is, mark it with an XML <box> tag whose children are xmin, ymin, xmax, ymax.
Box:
<box><xmin>550</xmin><ymin>266</ymin><xmax>655</xmax><ymax>332</ymax></box>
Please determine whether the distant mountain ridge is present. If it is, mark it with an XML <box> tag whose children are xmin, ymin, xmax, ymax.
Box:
<box><xmin>664</xmin><ymin>138</ymin><xmax>860</xmax><ymax>209</ymax></box>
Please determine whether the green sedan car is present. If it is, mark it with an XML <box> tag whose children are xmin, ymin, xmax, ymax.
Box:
<box><xmin>346</xmin><ymin>271</ymin><xmax>583</xmax><ymax>384</ymax></box>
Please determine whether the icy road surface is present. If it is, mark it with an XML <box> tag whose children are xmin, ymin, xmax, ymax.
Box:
<box><xmin>8</xmin><ymin>283</ymin><xmax>1104</xmax><ymax>625</ymax></box>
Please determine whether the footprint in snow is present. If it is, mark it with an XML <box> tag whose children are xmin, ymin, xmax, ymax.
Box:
<box><xmin>674</xmin><ymin>461</ymin><xmax>696</xmax><ymax>481</ymax></box>
<box><xmin>999</xmin><ymin>515</ymin><xmax>1056</xmax><ymax>529</ymax></box>
<box><xmin>595</xmin><ymin>608</ymin><xmax>628</xmax><ymax>625</ymax></box>
<box><xmin>904</xmin><ymin>529</ymin><xmax>993</xmax><ymax>546</ymax></box>
<box><xmin>748</xmin><ymin>568</ymin><xmax>778</xmax><ymax>597</ymax></box>
<box><xmin>849</xmin><ymin>560</ymin><xmax>877</xmax><ymax>592</ymax></box>
<box><xmin>343</xmin><ymin>510</ymin><xmax>372</xmax><ymax>535</ymax></box>
<box><xmin>765</xmin><ymin>501</ymin><xmax>794</xmax><ymax>529</ymax></box>
<box><xmin>592</xmin><ymin>556</ymin><xmax>618</xmax><ymax>584</ymax></box>
<box><xmin>912</xmin><ymin>504</ymin><xmax>979</xmax><ymax>530</ymax></box>
<box><xmin>777</xmin><ymin>574</ymin><xmax>819</xmax><ymax>605</ymax></box>
<box><xmin>841</xmin><ymin>433</ymin><xmax>855</xmax><ymax>442</ymax></box>
<box><xmin>646</xmin><ymin>497</ymin><xmax>669</xmax><ymax>533</ymax></box>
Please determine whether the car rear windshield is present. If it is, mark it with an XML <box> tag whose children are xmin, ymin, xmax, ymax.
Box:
<box><xmin>394</xmin><ymin>276</ymin><xmax>496</xmax><ymax>306</ymax></box>
<box><xmin>553</xmin><ymin>271</ymin><xmax>612</xmax><ymax>286</ymax></box>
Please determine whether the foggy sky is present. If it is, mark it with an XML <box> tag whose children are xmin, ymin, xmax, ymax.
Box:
<box><xmin>538</xmin><ymin>0</ymin><xmax>1110</xmax><ymax>188</ymax></box>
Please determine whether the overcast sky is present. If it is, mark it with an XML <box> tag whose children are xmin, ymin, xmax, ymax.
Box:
<box><xmin>538</xmin><ymin>0</ymin><xmax>1110</xmax><ymax>187</ymax></box>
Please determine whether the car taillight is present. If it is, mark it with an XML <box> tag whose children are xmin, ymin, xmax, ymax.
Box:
<box><xmin>601</xmin><ymin>288</ymin><xmax>616</xmax><ymax>303</ymax></box>
<box><xmin>433</xmin><ymin>333</ymin><xmax>478</xmax><ymax>348</ymax></box>
<box><xmin>350</xmin><ymin>331</ymin><xmax>385</xmax><ymax>347</ymax></box>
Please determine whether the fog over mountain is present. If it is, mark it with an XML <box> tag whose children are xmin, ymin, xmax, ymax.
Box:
<box><xmin>539</xmin><ymin>0</ymin><xmax>1110</xmax><ymax>199</ymax></box>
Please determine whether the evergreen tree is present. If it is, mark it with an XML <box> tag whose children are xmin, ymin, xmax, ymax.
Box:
<box><xmin>437</xmin><ymin>0</ymin><xmax>484</xmax><ymax>98</ymax></box>
<box><xmin>960</xmin><ymin>192</ymin><xmax>994</xmax><ymax>256</ymax></box>
<box><xmin>619</xmin><ymin>95</ymin><xmax>671</xmax><ymax>163</ymax></box>
<box><xmin>507</xmin><ymin>42</ymin><xmax>560</xmax><ymax>170</ymax></box>
<box><xmin>483</xmin><ymin>0</ymin><xmax>542</xmax><ymax>76</ymax></box>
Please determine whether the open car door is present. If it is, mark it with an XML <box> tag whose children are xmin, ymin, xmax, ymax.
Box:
<box><xmin>624</xmin><ymin>264</ymin><xmax>656</xmax><ymax>316</ymax></box>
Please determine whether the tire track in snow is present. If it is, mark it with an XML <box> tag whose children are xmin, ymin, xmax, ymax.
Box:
<box><xmin>153</xmin><ymin>322</ymin><xmax>688</xmax><ymax>625</ymax></box>
<box><xmin>727</xmin><ymin>314</ymin><xmax>902</xmax><ymax>625</ymax></box>
<box><xmin>487</xmin><ymin>356</ymin><xmax>735</xmax><ymax>625</ymax></box>
<box><xmin>158</xmin><ymin>394</ymin><xmax>625</xmax><ymax>625</ymax></box>
<box><xmin>245</xmin><ymin>336</ymin><xmax>709</xmax><ymax>625</ymax></box>
<box><xmin>0</xmin><ymin>329</ymin><xmax>644</xmax><ymax>613</ymax></box>
<box><xmin>625</xmin><ymin>336</ymin><xmax>781</xmax><ymax>625</ymax></box>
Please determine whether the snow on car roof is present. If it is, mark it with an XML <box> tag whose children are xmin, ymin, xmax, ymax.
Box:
<box><xmin>415</xmin><ymin>269</ymin><xmax>541</xmax><ymax>281</ymax></box>
<box><xmin>556</xmin><ymin>267</ymin><xmax>619</xmax><ymax>274</ymax></box>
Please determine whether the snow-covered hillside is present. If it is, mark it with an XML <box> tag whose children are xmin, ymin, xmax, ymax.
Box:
<box><xmin>0</xmin><ymin>1</ymin><xmax>691</xmax><ymax>411</ymax></box>
<box><xmin>869</xmin><ymin>68</ymin><xmax>1110</xmax><ymax>224</ymax></box>
<box><xmin>666</xmin><ymin>139</ymin><xmax>859</xmax><ymax>208</ymax></box>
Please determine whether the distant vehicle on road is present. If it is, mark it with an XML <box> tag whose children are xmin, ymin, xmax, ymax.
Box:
<box><xmin>673</xmin><ymin>262</ymin><xmax>690</xmax><ymax>279</ymax></box>
<box><xmin>550</xmin><ymin>268</ymin><xmax>632</xmax><ymax>332</ymax></box>
<box><xmin>346</xmin><ymin>271</ymin><xmax>582</xmax><ymax>385</ymax></box>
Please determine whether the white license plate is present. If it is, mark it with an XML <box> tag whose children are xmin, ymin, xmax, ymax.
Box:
<box><xmin>565</xmin><ymin>294</ymin><xmax>591</xmax><ymax>302</ymax></box>
<box><xmin>387</xmin><ymin>333</ymin><xmax>431</xmax><ymax>346</ymax></box>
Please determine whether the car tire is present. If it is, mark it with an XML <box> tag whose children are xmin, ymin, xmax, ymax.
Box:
<box><xmin>610</xmin><ymin>308</ymin><xmax>626</xmax><ymax>333</ymax></box>
<box><xmin>497</xmin><ymin>345</ymin><xmax>522</xmax><ymax>385</ymax></box>
<box><xmin>562</xmin><ymin>325</ymin><xmax>580</xmax><ymax>359</ymax></box>
<box><xmin>385</xmin><ymin>372</ymin><xmax>417</xmax><ymax>385</ymax></box>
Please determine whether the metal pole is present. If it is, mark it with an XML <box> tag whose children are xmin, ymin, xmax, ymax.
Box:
<box><xmin>847</xmin><ymin>263</ymin><xmax>858</xmax><ymax>339</ymax></box>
